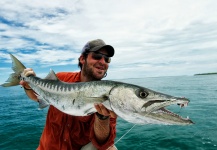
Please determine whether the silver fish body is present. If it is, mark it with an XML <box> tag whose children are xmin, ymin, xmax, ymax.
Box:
<box><xmin>1</xmin><ymin>54</ymin><xmax>194</xmax><ymax>125</ymax></box>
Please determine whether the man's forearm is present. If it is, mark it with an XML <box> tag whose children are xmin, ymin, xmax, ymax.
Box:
<box><xmin>22</xmin><ymin>84</ymin><xmax>38</xmax><ymax>101</ymax></box>
<box><xmin>94</xmin><ymin>115</ymin><xmax>110</xmax><ymax>144</ymax></box>
<box><xmin>24</xmin><ymin>89</ymin><xmax>38</xmax><ymax>101</ymax></box>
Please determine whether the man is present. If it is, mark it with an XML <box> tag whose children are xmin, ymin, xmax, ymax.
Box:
<box><xmin>20</xmin><ymin>39</ymin><xmax>117</xmax><ymax>150</ymax></box>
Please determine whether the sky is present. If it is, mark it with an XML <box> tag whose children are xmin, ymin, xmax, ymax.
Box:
<box><xmin>1</xmin><ymin>0</ymin><xmax>217</xmax><ymax>84</ymax></box>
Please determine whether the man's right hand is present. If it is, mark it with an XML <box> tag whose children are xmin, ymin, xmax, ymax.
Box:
<box><xmin>23</xmin><ymin>68</ymin><xmax>36</xmax><ymax>77</ymax></box>
<box><xmin>20</xmin><ymin>68</ymin><xmax>36</xmax><ymax>88</ymax></box>
<box><xmin>20</xmin><ymin>68</ymin><xmax>38</xmax><ymax>101</ymax></box>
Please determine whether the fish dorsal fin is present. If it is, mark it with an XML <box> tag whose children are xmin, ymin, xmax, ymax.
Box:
<box><xmin>45</xmin><ymin>69</ymin><xmax>59</xmax><ymax>80</ymax></box>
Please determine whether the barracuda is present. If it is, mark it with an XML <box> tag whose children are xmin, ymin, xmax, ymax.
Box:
<box><xmin>1</xmin><ymin>54</ymin><xmax>194</xmax><ymax>125</ymax></box>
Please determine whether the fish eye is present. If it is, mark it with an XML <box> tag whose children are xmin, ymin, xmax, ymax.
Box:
<box><xmin>136</xmin><ymin>89</ymin><xmax>149</xmax><ymax>98</ymax></box>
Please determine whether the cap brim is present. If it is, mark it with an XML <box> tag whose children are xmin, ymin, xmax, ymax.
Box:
<box><xmin>89</xmin><ymin>45</ymin><xmax>114</xmax><ymax>57</ymax></box>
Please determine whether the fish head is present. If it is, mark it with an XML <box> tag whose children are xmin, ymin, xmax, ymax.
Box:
<box><xmin>109</xmin><ymin>84</ymin><xmax>194</xmax><ymax>125</ymax></box>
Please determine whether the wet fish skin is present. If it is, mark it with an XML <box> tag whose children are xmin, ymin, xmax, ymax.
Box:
<box><xmin>1</xmin><ymin>54</ymin><xmax>194</xmax><ymax>125</ymax></box>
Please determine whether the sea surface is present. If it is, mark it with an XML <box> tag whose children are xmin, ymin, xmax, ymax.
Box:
<box><xmin>0</xmin><ymin>75</ymin><xmax>217</xmax><ymax>150</ymax></box>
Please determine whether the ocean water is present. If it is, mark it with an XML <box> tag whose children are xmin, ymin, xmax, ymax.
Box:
<box><xmin>0</xmin><ymin>75</ymin><xmax>217</xmax><ymax>150</ymax></box>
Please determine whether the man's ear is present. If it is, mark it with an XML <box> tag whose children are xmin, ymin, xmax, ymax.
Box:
<box><xmin>79</xmin><ymin>55</ymin><xmax>85</xmax><ymax>65</ymax></box>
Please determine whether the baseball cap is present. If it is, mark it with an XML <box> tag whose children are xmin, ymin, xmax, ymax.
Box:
<box><xmin>81</xmin><ymin>39</ymin><xmax>115</xmax><ymax>57</ymax></box>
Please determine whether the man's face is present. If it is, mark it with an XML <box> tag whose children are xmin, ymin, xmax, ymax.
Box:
<box><xmin>82</xmin><ymin>48</ymin><xmax>110</xmax><ymax>81</ymax></box>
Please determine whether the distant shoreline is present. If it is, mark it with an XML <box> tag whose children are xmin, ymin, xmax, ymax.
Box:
<box><xmin>194</xmin><ymin>72</ymin><xmax>217</xmax><ymax>76</ymax></box>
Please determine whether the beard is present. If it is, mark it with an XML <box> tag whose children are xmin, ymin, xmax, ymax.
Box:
<box><xmin>82</xmin><ymin>61</ymin><xmax>106</xmax><ymax>81</ymax></box>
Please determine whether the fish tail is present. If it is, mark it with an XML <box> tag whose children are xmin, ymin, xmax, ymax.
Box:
<box><xmin>1</xmin><ymin>54</ymin><xmax>26</xmax><ymax>87</ymax></box>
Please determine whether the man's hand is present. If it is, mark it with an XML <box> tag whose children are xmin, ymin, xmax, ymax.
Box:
<box><xmin>19</xmin><ymin>68</ymin><xmax>36</xmax><ymax>88</ymax></box>
<box><xmin>93</xmin><ymin>103</ymin><xmax>117</xmax><ymax>144</ymax></box>
<box><xmin>94</xmin><ymin>103</ymin><xmax>117</xmax><ymax>118</ymax></box>
<box><xmin>20</xmin><ymin>68</ymin><xmax>38</xmax><ymax>101</ymax></box>
<box><xmin>23</xmin><ymin>68</ymin><xmax>36</xmax><ymax>77</ymax></box>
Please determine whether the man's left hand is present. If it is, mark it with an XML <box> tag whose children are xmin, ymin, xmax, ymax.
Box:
<box><xmin>94</xmin><ymin>103</ymin><xmax>117</xmax><ymax>118</ymax></box>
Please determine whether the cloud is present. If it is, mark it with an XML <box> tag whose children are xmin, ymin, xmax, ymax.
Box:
<box><xmin>1</xmin><ymin>0</ymin><xmax>217</xmax><ymax>83</ymax></box>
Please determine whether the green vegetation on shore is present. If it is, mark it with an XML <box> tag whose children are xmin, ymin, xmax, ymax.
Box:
<box><xmin>194</xmin><ymin>72</ymin><xmax>217</xmax><ymax>76</ymax></box>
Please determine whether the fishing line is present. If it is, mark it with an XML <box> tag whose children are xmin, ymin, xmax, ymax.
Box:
<box><xmin>106</xmin><ymin>124</ymin><xmax>136</xmax><ymax>150</ymax></box>
<box><xmin>115</xmin><ymin>124</ymin><xmax>136</xmax><ymax>144</ymax></box>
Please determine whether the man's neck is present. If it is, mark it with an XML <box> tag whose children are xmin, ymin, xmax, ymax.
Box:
<box><xmin>80</xmin><ymin>71</ymin><xmax>101</xmax><ymax>82</ymax></box>
<box><xmin>80</xmin><ymin>71</ymin><xmax>93</xmax><ymax>82</ymax></box>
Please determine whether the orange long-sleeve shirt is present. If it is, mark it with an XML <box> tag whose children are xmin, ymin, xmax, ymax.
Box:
<box><xmin>37</xmin><ymin>72</ymin><xmax>116</xmax><ymax>150</ymax></box>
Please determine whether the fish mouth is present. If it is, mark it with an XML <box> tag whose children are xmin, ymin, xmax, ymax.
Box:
<box><xmin>153</xmin><ymin>104</ymin><xmax>189</xmax><ymax>120</ymax></box>
<box><xmin>142</xmin><ymin>99</ymin><xmax>194</xmax><ymax>124</ymax></box>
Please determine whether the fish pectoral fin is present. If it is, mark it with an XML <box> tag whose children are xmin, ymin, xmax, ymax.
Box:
<box><xmin>83</xmin><ymin>95</ymin><xmax>109</xmax><ymax>103</ymax></box>
<box><xmin>83</xmin><ymin>100</ymin><xmax>112</xmax><ymax>115</ymax></box>
<box><xmin>37</xmin><ymin>95</ymin><xmax>49</xmax><ymax>109</ymax></box>
<box><xmin>102</xmin><ymin>100</ymin><xmax>112</xmax><ymax>111</ymax></box>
